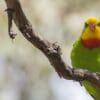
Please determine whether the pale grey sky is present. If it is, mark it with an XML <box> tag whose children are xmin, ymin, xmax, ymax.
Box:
<box><xmin>50</xmin><ymin>74</ymin><xmax>94</xmax><ymax>100</ymax></box>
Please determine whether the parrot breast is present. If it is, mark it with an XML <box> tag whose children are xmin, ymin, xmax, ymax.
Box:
<box><xmin>71</xmin><ymin>39</ymin><xmax>100</xmax><ymax>72</ymax></box>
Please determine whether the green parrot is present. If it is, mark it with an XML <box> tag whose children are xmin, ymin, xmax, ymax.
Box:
<box><xmin>71</xmin><ymin>17</ymin><xmax>100</xmax><ymax>100</ymax></box>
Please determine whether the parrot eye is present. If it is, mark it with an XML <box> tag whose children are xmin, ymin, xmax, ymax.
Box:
<box><xmin>85</xmin><ymin>23</ymin><xmax>88</xmax><ymax>28</ymax></box>
<box><xmin>97</xmin><ymin>22</ymin><xmax>100</xmax><ymax>26</ymax></box>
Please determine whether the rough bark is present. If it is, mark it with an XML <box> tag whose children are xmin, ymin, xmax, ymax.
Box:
<box><xmin>4</xmin><ymin>0</ymin><xmax>100</xmax><ymax>87</ymax></box>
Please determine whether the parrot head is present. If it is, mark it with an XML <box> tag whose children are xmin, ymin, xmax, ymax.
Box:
<box><xmin>81</xmin><ymin>17</ymin><xmax>100</xmax><ymax>48</ymax></box>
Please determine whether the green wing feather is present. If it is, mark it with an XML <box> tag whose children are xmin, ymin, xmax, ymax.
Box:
<box><xmin>71</xmin><ymin>39</ymin><xmax>100</xmax><ymax>100</ymax></box>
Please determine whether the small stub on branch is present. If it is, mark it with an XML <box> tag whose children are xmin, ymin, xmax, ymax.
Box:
<box><xmin>5</xmin><ymin>8</ymin><xmax>17</xmax><ymax>40</ymax></box>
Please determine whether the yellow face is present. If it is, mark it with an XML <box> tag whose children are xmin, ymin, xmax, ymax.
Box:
<box><xmin>86</xmin><ymin>17</ymin><xmax>99</xmax><ymax>24</ymax></box>
<box><xmin>81</xmin><ymin>17</ymin><xmax>100</xmax><ymax>40</ymax></box>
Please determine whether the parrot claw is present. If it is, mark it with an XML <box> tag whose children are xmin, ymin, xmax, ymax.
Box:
<box><xmin>79</xmin><ymin>81</ymin><xmax>83</xmax><ymax>86</ymax></box>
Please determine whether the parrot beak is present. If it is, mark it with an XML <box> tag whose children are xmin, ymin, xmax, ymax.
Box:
<box><xmin>89</xmin><ymin>23</ymin><xmax>96</xmax><ymax>32</ymax></box>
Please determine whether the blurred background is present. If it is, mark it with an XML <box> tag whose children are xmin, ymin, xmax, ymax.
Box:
<box><xmin>0</xmin><ymin>0</ymin><xmax>99</xmax><ymax>100</ymax></box>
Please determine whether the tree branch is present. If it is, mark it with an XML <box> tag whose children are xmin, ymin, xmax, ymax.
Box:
<box><xmin>4</xmin><ymin>0</ymin><xmax>100</xmax><ymax>87</ymax></box>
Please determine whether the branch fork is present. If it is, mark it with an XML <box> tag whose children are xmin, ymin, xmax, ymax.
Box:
<box><xmin>4</xmin><ymin>0</ymin><xmax>100</xmax><ymax>87</ymax></box>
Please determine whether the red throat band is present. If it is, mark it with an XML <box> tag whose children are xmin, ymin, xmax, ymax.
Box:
<box><xmin>81</xmin><ymin>38</ymin><xmax>100</xmax><ymax>48</ymax></box>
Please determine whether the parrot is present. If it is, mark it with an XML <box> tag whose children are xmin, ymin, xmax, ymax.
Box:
<box><xmin>71</xmin><ymin>17</ymin><xmax>100</xmax><ymax>100</ymax></box>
